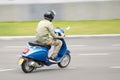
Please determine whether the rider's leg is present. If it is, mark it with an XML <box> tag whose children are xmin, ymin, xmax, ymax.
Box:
<box><xmin>47</xmin><ymin>39</ymin><xmax>62</xmax><ymax>59</ymax></box>
<box><xmin>51</xmin><ymin>39</ymin><xmax>62</xmax><ymax>59</ymax></box>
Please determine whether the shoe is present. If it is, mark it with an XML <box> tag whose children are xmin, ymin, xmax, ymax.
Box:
<box><xmin>50</xmin><ymin>57</ymin><xmax>56</xmax><ymax>61</ymax></box>
<box><xmin>49</xmin><ymin>57</ymin><xmax>56</xmax><ymax>62</ymax></box>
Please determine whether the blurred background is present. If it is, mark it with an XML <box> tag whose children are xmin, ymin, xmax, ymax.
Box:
<box><xmin>0</xmin><ymin>0</ymin><xmax>120</xmax><ymax>21</ymax></box>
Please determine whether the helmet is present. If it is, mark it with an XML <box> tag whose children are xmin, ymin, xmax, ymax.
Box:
<box><xmin>44</xmin><ymin>10</ymin><xmax>56</xmax><ymax>21</ymax></box>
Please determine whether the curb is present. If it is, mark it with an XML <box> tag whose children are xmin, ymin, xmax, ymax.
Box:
<box><xmin>67</xmin><ymin>34</ymin><xmax>120</xmax><ymax>37</ymax></box>
<box><xmin>0</xmin><ymin>34</ymin><xmax>120</xmax><ymax>39</ymax></box>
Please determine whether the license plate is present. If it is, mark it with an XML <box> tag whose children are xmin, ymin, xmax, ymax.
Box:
<box><xmin>18</xmin><ymin>58</ymin><xmax>24</xmax><ymax>65</ymax></box>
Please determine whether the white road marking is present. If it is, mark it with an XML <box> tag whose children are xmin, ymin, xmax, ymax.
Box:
<box><xmin>3</xmin><ymin>45</ymin><xmax>86</xmax><ymax>49</ymax></box>
<box><xmin>79</xmin><ymin>53</ymin><xmax>109</xmax><ymax>56</ymax></box>
<box><xmin>4</xmin><ymin>46</ymin><xmax>25</xmax><ymax>48</ymax></box>
<box><xmin>17</xmin><ymin>55</ymin><xmax>22</xmax><ymax>57</ymax></box>
<box><xmin>67</xmin><ymin>66</ymin><xmax>77</xmax><ymax>69</ymax></box>
<box><xmin>110</xmin><ymin>66</ymin><xmax>120</xmax><ymax>69</ymax></box>
<box><xmin>112</xmin><ymin>44</ymin><xmax>120</xmax><ymax>47</ymax></box>
<box><xmin>0</xmin><ymin>68</ymin><xmax>15</xmax><ymax>72</ymax></box>
<box><xmin>68</xmin><ymin>45</ymin><xmax>88</xmax><ymax>47</ymax></box>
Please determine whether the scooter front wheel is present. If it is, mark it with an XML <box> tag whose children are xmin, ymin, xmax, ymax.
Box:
<box><xmin>21</xmin><ymin>60</ymin><xmax>35</xmax><ymax>73</ymax></box>
<box><xmin>58</xmin><ymin>54</ymin><xmax>71</xmax><ymax>68</ymax></box>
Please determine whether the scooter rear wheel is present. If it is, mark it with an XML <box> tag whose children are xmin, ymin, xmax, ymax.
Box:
<box><xmin>21</xmin><ymin>60</ymin><xmax>35</xmax><ymax>73</ymax></box>
<box><xmin>58</xmin><ymin>54</ymin><xmax>71</xmax><ymax>68</ymax></box>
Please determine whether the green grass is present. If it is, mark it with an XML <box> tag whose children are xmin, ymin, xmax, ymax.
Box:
<box><xmin>0</xmin><ymin>20</ymin><xmax>120</xmax><ymax>36</ymax></box>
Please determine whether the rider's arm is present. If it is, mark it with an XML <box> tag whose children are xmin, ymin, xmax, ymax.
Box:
<box><xmin>47</xmin><ymin>23</ymin><xmax>63</xmax><ymax>39</ymax></box>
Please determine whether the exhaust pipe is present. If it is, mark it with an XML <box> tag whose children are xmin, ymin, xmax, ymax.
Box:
<box><xmin>28</xmin><ymin>61</ymin><xmax>43</xmax><ymax>68</ymax></box>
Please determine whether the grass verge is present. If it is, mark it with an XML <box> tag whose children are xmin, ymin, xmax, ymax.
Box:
<box><xmin>0</xmin><ymin>20</ymin><xmax>120</xmax><ymax>36</ymax></box>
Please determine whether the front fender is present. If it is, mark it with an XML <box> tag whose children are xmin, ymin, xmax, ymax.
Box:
<box><xmin>65</xmin><ymin>50</ymin><xmax>70</xmax><ymax>54</ymax></box>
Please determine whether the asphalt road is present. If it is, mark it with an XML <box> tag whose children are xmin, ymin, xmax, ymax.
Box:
<box><xmin>0</xmin><ymin>36</ymin><xmax>120</xmax><ymax>80</ymax></box>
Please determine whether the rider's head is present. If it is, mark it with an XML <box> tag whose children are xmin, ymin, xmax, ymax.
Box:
<box><xmin>44</xmin><ymin>10</ymin><xmax>56</xmax><ymax>22</ymax></box>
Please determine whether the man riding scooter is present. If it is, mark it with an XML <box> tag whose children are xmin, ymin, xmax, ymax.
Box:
<box><xmin>35</xmin><ymin>10</ymin><xmax>65</xmax><ymax>61</ymax></box>
<box><xmin>18</xmin><ymin>10</ymin><xmax>71</xmax><ymax>73</ymax></box>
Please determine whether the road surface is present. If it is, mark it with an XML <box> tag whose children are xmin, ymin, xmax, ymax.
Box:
<box><xmin>0</xmin><ymin>36</ymin><xmax>120</xmax><ymax>80</ymax></box>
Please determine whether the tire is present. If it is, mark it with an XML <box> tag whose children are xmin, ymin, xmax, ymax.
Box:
<box><xmin>58</xmin><ymin>54</ymin><xmax>71</xmax><ymax>68</ymax></box>
<box><xmin>21</xmin><ymin>60</ymin><xmax>35</xmax><ymax>73</ymax></box>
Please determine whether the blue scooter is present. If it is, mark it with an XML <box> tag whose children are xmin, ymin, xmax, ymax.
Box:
<box><xmin>18</xmin><ymin>28</ymin><xmax>71</xmax><ymax>73</ymax></box>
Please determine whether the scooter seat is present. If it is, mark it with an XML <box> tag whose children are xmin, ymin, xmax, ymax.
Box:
<box><xmin>28</xmin><ymin>41</ymin><xmax>51</xmax><ymax>49</ymax></box>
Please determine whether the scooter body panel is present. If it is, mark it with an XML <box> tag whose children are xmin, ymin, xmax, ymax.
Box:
<box><xmin>22</xmin><ymin>46</ymin><xmax>49</xmax><ymax>62</ymax></box>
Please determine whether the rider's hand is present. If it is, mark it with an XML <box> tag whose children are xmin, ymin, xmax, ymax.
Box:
<box><xmin>60</xmin><ymin>33</ymin><xmax>65</xmax><ymax>38</ymax></box>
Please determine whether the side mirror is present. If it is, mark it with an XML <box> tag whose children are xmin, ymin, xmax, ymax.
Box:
<box><xmin>66</xmin><ymin>26</ymin><xmax>70</xmax><ymax>30</ymax></box>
